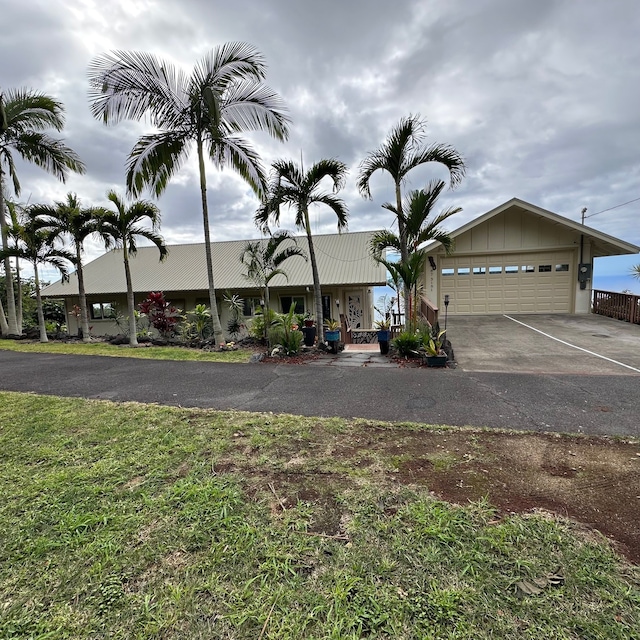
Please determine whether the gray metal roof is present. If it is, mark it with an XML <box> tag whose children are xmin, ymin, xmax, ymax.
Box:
<box><xmin>42</xmin><ymin>230</ymin><xmax>387</xmax><ymax>297</ymax></box>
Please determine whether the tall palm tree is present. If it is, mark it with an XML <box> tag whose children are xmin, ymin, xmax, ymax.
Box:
<box><xmin>88</xmin><ymin>43</ymin><xmax>290</xmax><ymax>345</ymax></box>
<box><xmin>0</xmin><ymin>212</ymin><xmax>73</xmax><ymax>343</ymax></box>
<box><xmin>29</xmin><ymin>193</ymin><xmax>109</xmax><ymax>342</ymax></box>
<box><xmin>357</xmin><ymin>115</ymin><xmax>465</xmax><ymax>324</ymax></box>
<box><xmin>99</xmin><ymin>191</ymin><xmax>167</xmax><ymax>347</ymax></box>
<box><xmin>0</xmin><ymin>88</ymin><xmax>85</xmax><ymax>336</ymax></box>
<box><xmin>241</xmin><ymin>230</ymin><xmax>307</xmax><ymax>339</ymax></box>
<box><xmin>255</xmin><ymin>158</ymin><xmax>349</xmax><ymax>341</ymax></box>
<box><xmin>631</xmin><ymin>264</ymin><xmax>640</xmax><ymax>281</ymax></box>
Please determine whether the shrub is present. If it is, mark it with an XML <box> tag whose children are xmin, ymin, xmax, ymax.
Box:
<box><xmin>393</xmin><ymin>331</ymin><xmax>421</xmax><ymax>357</ymax></box>
<box><xmin>138</xmin><ymin>292</ymin><xmax>182</xmax><ymax>337</ymax></box>
<box><xmin>249</xmin><ymin>308</ymin><xmax>276</xmax><ymax>340</ymax></box>
<box><xmin>268</xmin><ymin>302</ymin><xmax>304</xmax><ymax>355</ymax></box>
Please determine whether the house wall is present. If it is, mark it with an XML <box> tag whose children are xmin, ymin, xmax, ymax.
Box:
<box><xmin>63</xmin><ymin>286</ymin><xmax>375</xmax><ymax>340</ymax></box>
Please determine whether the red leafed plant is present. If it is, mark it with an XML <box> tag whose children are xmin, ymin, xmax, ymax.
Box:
<box><xmin>138</xmin><ymin>292</ymin><xmax>182</xmax><ymax>337</ymax></box>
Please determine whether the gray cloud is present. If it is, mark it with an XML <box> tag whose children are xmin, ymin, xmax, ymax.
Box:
<box><xmin>2</xmin><ymin>0</ymin><xmax>639</xmax><ymax>274</ymax></box>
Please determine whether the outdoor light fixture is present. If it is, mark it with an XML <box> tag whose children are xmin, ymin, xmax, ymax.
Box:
<box><xmin>429</xmin><ymin>256</ymin><xmax>437</xmax><ymax>270</ymax></box>
<box><xmin>443</xmin><ymin>294</ymin><xmax>450</xmax><ymax>331</ymax></box>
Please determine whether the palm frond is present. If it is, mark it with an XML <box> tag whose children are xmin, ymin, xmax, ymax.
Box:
<box><xmin>12</xmin><ymin>132</ymin><xmax>86</xmax><ymax>182</ymax></box>
<box><xmin>208</xmin><ymin>134</ymin><xmax>267</xmax><ymax>197</ymax></box>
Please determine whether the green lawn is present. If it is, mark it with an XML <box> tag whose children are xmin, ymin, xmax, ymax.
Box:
<box><xmin>1</xmin><ymin>391</ymin><xmax>638</xmax><ymax>639</ymax></box>
<box><xmin>0</xmin><ymin>339</ymin><xmax>253</xmax><ymax>363</ymax></box>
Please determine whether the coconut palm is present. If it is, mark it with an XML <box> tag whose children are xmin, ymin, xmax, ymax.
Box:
<box><xmin>99</xmin><ymin>191</ymin><xmax>167</xmax><ymax>347</ymax></box>
<box><xmin>255</xmin><ymin>158</ymin><xmax>349</xmax><ymax>341</ymax></box>
<box><xmin>241</xmin><ymin>230</ymin><xmax>307</xmax><ymax>339</ymax></box>
<box><xmin>357</xmin><ymin>115</ymin><xmax>465</xmax><ymax>325</ymax></box>
<box><xmin>0</xmin><ymin>88</ymin><xmax>85</xmax><ymax>336</ymax></box>
<box><xmin>0</xmin><ymin>212</ymin><xmax>74</xmax><ymax>342</ymax></box>
<box><xmin>29</xmin><ymin>193</ymin><xmax>109</xmax><ymax>342</ymax></box>
<box><xmin>88</xmin><ymin>43</ymin><xmax>290</xmax><ymax>345</ymax></box>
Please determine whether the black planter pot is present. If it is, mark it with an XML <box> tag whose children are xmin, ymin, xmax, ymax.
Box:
<box><xmin>379</xmin><ymin>340</ymin><xmax>390</xmax><ymax>354</ymax></box>
<box><xmin>301</xmin><ymin>325</ymin><xmax>316</xmax><ymax>346</ymax></box>
<box><xmin>425</xmin><ymin>354</ymin><xmax>448</xmax><ymax>367</ymax></box>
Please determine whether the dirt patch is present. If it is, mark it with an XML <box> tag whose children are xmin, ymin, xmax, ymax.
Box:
<box><xmin>214</xmin><ymin>425</ymin><xmax>640</xmax><ymax>563</ymax></box>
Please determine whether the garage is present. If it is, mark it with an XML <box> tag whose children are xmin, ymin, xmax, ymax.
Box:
<box><xmin>423</xmin><ymin>198</ymin><xmax>639</xmax><ymax>316</ymax></box>
<box><xmin>440</xmin><ymin>250</ymin><xmax>574</xmax><ymax>314</ymax></box>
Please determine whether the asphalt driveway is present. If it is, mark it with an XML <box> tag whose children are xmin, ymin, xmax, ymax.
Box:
<box><xmin>445</xmin><ymin>314</ymin><xmax>640</xmax><ymax>375</ymax></box>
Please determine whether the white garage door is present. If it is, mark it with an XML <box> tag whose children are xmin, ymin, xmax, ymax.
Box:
<box><xmin>440</xmin><ymin>251</ymin><xmax>575</xmax><ymax>314</ymax></box>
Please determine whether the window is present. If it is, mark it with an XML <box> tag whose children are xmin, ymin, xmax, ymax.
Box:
<box><xmin>441</xmin><ymin>268</ymin><xmax>455</xmax><ymax>276</ymax></box>
<box><xmin>473</xmin><ymin>267</ymin><xmax>486</xmax><ymax>275</ymax></box>
<box><xmin>555</xmin><ymin>264</ymin><xmax>569</xmax><ymax>272</ymax></box>
<box><xmin>505</xmin><ymin>265</ymin><xmax>518</xmax><ymax>274</ymax></box>
<box><xmin>457</xmin><ymin>267</ymin><xmax>470</xmax><ymax>275</ymax></box>
<box><xmin>521</xmin><ymin>265</ymin><xmax>535</xmax><ymax>273</ymax></box>
<box><xmin>280</xmin><ymin>296</ymin><xmax>305</xmax><ymax>314</ymax></box>
<box><xmin>538</xmin><ymin>265</ymin><xmax>552</xmax><ymax>272</ymax></box>
<box><xmin>90</xmin><ymin>302</ymin><xmax>115</xmax><ymax>320</ymax></box>
<box><xmin>242</xmin><ymin>297</ymin><xmax>263</xmax><ymax>316</ymax></box>
<box><xmin>489</xmin><ymin>266</ymin><xmax>502</xmax><ymax>274</ymax></box>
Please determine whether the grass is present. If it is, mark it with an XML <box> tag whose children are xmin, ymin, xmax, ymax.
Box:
<box><xmin>1</xmin><ymin>391</ymin><xmax>639</xmax><ymax>639</ymax></box>
<box><xmin>0</xmin><ymin>339</ymin><xmax>253</xmax><ymax>363</ymax></box>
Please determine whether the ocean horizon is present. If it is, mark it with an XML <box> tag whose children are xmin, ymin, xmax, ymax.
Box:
<box><xmin>592</xmin><ymin>274</ymin><xmax>640</xmax><ymax>295</ymax></box>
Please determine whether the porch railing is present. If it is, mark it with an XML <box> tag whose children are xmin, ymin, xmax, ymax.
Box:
<box><xmin>419</xmin><ymin>295</ymin><xmax>439</xmax><ymax>327</ymax></box>
<box><xmin>592</xmin><ymin>290</ymin><xmax>640</xmax><ymax>325</ymax></box>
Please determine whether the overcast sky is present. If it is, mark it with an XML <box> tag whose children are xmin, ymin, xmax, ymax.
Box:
<box><xmin>3</xmin><ymin>0</ymin><xmax>639</xmax><ymax>280</ymax></box>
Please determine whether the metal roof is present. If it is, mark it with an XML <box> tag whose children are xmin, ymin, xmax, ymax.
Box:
<box><xmin>42</xmin><ymin>230</ymin><xmax>387</xmax><ymax>297</ymax></box>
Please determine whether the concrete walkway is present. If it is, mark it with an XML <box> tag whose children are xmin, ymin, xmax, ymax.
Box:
<box><xmin>309</xmin><ymin>343</ymin><xmax>403</xmax><ymax>368</ymax></box>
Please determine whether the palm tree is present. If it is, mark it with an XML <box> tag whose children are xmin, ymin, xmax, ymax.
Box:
<box><xmin>631</xmin><ymin>264</ymin><xmax>640</xmax><ymax>281</ymax></box>
<box><xmin>357</xmin><ymin>115</ymin><xmax>465</xmax><ymax>325</ymax></box>
<box><xmin>255</xmin><ymin>158</ymin><xmax>349</xmax><ymax>341</ymax></box>
<box><xmin>0</xmin><ymin>88</ymin><xmax>85</xmax><ymax>336</ymax></box>
<box><xmin>240</xmin><ymin>230</ymin><xmax>307</xmax><ymax>339</ymax></box>
<box><xmin>88</xmin><ymin>43</ymin><xmax>290</xmax><ymax>345</ymax></box>
<box><xmin>29</xmin><ymin>193</ymin><xmax>109</xmax><ymax>342</ymax></box>
<box><xmin>99</xmin><ymin>191</ymin><xmax>167</xmax><ymax>347</ymax></box>
<box><xmin>0</xmin><ymin>212</ymin><xmax>74</xmax><ymax>342</ymax></box>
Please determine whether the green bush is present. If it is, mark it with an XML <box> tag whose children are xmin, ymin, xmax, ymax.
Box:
<box><xmin>249</xmin><ymin>308</ymin><xmax>276</xmax><ymax>340</ymax></box>
<box><xmin>393</xmin><ymin>331</ymin><xmax>421</xmax><ymax>357</ymax></box>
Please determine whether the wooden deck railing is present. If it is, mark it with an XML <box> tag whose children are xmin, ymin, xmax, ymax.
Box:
<box><xmin>419</xmin><ymin>295</ymin><xmax>439</xmax><ymax>327</ymax></box>
<box><xmin>592</xmin><ymin>290</ymin><xmax>640</xmax><ymax>325</ymax></box>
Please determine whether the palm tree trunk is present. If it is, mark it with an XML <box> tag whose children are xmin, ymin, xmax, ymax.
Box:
<box><xmin>76</xmin><ymin>246</ymin><xmax>91</xmax><ymax>342</ymax></box>
<box><xmin>303</xmin><ymin>208</ymin><xmax>324</xmax><ymax>342</ymax></box>
<box><xmin>15</xmin><ymin>258</ymin><xmax>22</xmax><ymax>334</ymax></box>
<box><xmin>263</xmin><ymin>283</ymin><xmax>270</xmax><ymax>342</ymax></box>
<box><xmin>196</xmin><ymin>135</ymin><xmax>224</xmax><ymax>345</ymax></box>
<box><xmin>395</xmin><ymin>181</ymin><xmax>411</xmax><ymax>329</ymax></box>
<box><xmin>33</xmin><ymin>264</ymin><xmax>48</xmax><ymax>343</ymax></box>
<box><xmin>123</xmin><ymin>243</ymin><xmax>138</xmax><ymax>347</ymax></box>
<box><xmin>0</xmin><ymin>298</ymin><xmax>9</xmax><ymax>335</ymax></box>
<box><xmin>0</xmin><ymin>173</ymin><xmax>20</xmax><ymax>336</ymax></box>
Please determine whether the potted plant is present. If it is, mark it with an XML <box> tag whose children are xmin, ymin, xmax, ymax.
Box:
<box><xmin>300</xmin><ymin>312</ymin><xmax>316</xmax><ymax>346</ymax></box>
<box><xmin>324</xmin><ymin>318</ymin><xmax>341</xmax><ymax>353</ymax></box>
<box><xmin>374</xmin><ymin>317</ymin><xmax>391</xmax><ymax>354</ymax></box>
<box><xmin>422</xmin><ymin>324</ymin><xmax>448</xmax><ymax>367</ymax></box>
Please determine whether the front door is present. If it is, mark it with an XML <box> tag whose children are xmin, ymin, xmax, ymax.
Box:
<box><xmin>346</xmin><ymin>290</ymin><xmax>364</xmax><ymax>329</ymax></box>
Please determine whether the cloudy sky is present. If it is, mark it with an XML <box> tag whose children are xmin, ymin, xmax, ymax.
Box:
<box><xmin>3</xmin><ymin>0</ymin><xmax>640</xmax><ymax>283</ymax></box>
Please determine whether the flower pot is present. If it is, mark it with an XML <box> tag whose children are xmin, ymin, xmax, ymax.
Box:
<box><xmin>325</xmin><ymin>329</ymin><xmax>340</xmax><ymax>354</ymax></box>
<box><xmin>425</xmin><ymin>354</ymin><xmax>448</xmax><ymax>367</ymax></box>
<box><xmin>379</xmin><ymin>340</ymin><xmax>390</xmax><ymax>355</ymax></box>
<box><xmin>301</xmin><ymin>325</ymin><xmax>316</xmax><ymax>346</ymax></box>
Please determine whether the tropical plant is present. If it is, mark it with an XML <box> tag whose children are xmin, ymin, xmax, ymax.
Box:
<box><xmin>392</xmin><ymin>331</ymin><xmax>421</xmax><ymax>357</ymax></box>
<box><xmin>240</xmin><ymin>230</ymin><xmax>306</xmax><ymax>339</ymax></box>
<box><xmin>28</xmin><ymin>193</ymin><xmax>109</xmax><ymax>341</ymax></box>
<box><xmin>268</xmin><ymin>302</ymin><xmax>304</xmax><ymax>355</ymax></box>
<box><xmin>0</xmin><ymin>88</ymin><xmax>85</xmax><ymax>336</ymax></box>
<box><xmin>324</xmin><ymin>318</ymin><xmax>340</xmax><ymax>331</ymax></box>
<box><xmin>88</xmin><ymin>43</ymin><xmax>290</xmax><ymax>346</ymax></box>
<box><xmin>98</xmin><ymin>191</ymin><xmax>167</xmax><ymax>347</ymax></box>
<box><xmin>138</xmin><ymin>291</ymin><xmax>182</xmax><ymax>338</ymax></box>
<box><xmin>374</xmin><ymin>317</ymin><xmax>391</xmax><ymax>331</ymax></box>
<box><xmin>419</xmin><ymin>322</ymin><xmax>447</xmax><ymax>357</ymax></box>
<box><xmin>248</xmin><ymin>307</ymin><xmax>276</xmax><ymax>341</ymax></box>
<box><xmin>255</xmin><ymin>158</ymin><xmax>349</xmax><ymax>342</ymax></box>
<box><xmin>0</xmin><ymin>212</ymin><xmax>74</xmax><ymax>342</ymax></box>
<box><xmin>631</xmin><ymin>264</ymin><xmax>640</xmax><ymax>280</ymax></box>
<box><xmin>224</xmin><ymin>292</ymin><xmax>245</xmax><ymax>339</ymax></box>
<box><xmin>357</xmin><ymin>115</ymin><xmax>465</xmax><ymax>326</ymax></box>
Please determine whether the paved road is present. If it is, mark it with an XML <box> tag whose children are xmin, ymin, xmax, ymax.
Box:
<box><xmin>1</xmin><ymin>350</ymin><xmax>638</xmax><ymax>437</ymax></box>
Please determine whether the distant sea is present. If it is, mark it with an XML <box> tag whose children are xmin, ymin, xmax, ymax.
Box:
<box><xmin>592</xmin><ymin>274</ymin><xmax>640</xmax><ymax>295</ymax></box>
